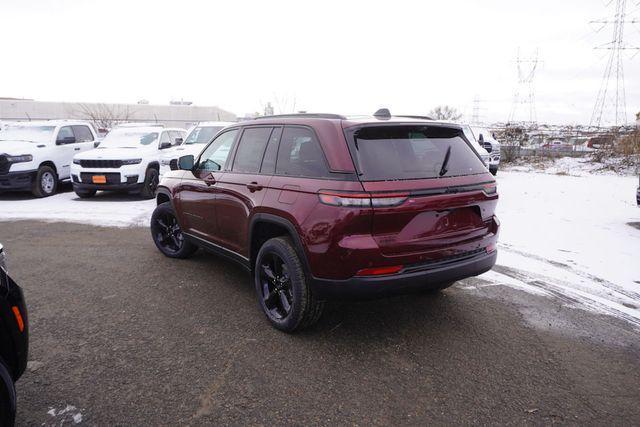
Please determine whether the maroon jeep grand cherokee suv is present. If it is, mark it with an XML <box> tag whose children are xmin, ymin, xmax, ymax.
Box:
<box><xmin>151</xmin><ymin>112</ymin><xmax>499</xmax><ymax>332</ymax></box>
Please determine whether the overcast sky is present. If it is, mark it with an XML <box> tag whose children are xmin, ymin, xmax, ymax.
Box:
<box><xmin>2</xmin><ymin>0</ymin><xmax>639</xmax><ymax>125</ymax></box>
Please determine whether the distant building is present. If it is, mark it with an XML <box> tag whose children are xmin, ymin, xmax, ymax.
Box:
<box><xmin>0</xmin><ymin>98</ymin><xmax>236</xmax><ymax>130</ymax></box>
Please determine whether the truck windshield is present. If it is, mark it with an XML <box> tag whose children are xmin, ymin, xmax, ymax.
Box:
<box><xmin>0</xmin><ymin>125</ymin><xmax>55</xmax><ymax>143</ymax></box>
<box><xmin>346</xmin><ymin>125</ymin><xmax>487</xmax><ymax>181</ymax></box>
<box><xmin>99</xmin><ymin>130</ymin><xmax>159</xmax><ymax>148</ymax></box>
<box><xmin>184</xmin><ymin>126</ymin><xmax>225</xmax><ymax>145</ymax></box>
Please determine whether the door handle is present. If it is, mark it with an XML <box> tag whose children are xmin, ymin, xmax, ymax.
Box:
<box><xmin>246</xmin><ymin>182</ymin><xmax>263</xmax><ymax>192</ymax></box>
<box><xmin>74</xmin><ymin>147</ymin><xmax>81</xmax><ymax>151</ymax></box>
<box><xmin>204</xmin><ymin>174</ymin><xmax>216</xmax><ymax>186</ymax></box>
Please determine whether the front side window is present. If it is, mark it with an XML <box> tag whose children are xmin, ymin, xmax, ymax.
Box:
<box><xmin>184</xmin><ymin>126</ymin><xmax>226</xmax><ymax>145</ymax></box>
<box><xmin>99</xmin><ymin>130</ymin><xmax>159</xmax><ymax>148</ymax></box>
<box><xmin>72</xmin><ymin>125</ymin><xmax>94</xmax><ymax>142</ymax></box>
<box><xmin>0</xmin><ymin>125</ymin><xmax>55</xmax><ymax>143</ymax></box>
<box><xmin>276</xmin><ymin>126</ymin><xmax>329</xmax><ymax>178</ymax></box>
<box><xmin>197</xmin><ymin>129</ymin><xmax>238</xmax><ymax>172</ymax></box>
<box><xmin>232</xmin><ymin>127</ymin><xmax>272</xmax><ymax>173</ymax></box>
<box><xmin>57</xmin><ymin>126</ymin><xmax>75</xmax><ymax>143</ymax></box>
<box><xmin>159</xmin><ymin>132</ymin><xmax>171</xmax><ymax>147</ymax></box>
<box><xmin>347</xmin><ymin>125</ymin><xmax>487</xmax><ymax>181</ymax></box>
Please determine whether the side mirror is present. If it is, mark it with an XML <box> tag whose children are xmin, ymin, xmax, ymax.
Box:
<box><xmin>57</xmin><ymin>136</ymin><xmax>76</xmax><ymax>145</ymax></box>
<box><xmin>93</xmin><ymin>141</ymin><xmax>100</xmax><ymax>148</ymax></box>
<box><xmin>159</xmin><ymin>142</ymin><xmax>172</xmax><ymax>150</ymax></box>
<box><xmin>169</xmin><ymin>158</ymin><xmax>178</xmax><ymax>171</ymax></box>
<box><xmin>178</xmin><ymin>155</ymin><xmax>194</xmax><ymax>171</ymax></box>
<box><xmin>478</xmin><ymin>134</ymin><xmax>484</xmax><ymax>143</ymax></box>
<box><xmin>174</xmin><ymin>137</ymin><xmax>183</xmax><ymax>145</ymax></box>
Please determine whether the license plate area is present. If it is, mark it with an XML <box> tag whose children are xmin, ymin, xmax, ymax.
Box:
<box><xmin>92</xmin><ymin>175</ymin><xmax>107</xmax><ymax>184</ymax></box>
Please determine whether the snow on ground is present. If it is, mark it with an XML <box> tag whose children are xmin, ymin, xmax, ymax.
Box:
<box><xmin>0</xmin><ymin>166</ymin><xmax>639</xmax><ymax>326</ymax></box>
<box><xmin>0</xmin><ymin>185</ymin><xmax>154</xmax><ymax>227</ymax></box>
<box><xmin>476</xmin><ymin>170</ymin><xmax>640</xmax><ymax>327</ymax></box>
<box><xmin>503</xmin><ymin>155</ymin><xmax>639</xmax><ymax>177</ymax></box>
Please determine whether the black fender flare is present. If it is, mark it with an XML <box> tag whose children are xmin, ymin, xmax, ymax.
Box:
<box><xmin>248</xmin><ymin>213</ymin><xmax>311</xmax><ymax>276</ymax></box>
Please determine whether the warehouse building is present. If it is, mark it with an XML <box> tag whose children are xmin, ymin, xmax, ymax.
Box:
<box><xmin>0</xmin><ymin>98</ymin><xmax>236</xmax><ymax>131</ymax></box>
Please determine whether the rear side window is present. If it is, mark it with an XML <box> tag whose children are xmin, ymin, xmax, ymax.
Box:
<box><xmin>232</xmin><ymin>127</ymin><xmax>272</xmax><ymax>173</ymax></box>
<box><xmin>72</xmin><ymin>125</ymin><xmax>94</xmax><ymax>142</ymax></box>
<box><xmin>276</xmin><ymin>126</ymin><xmax>330</xmax><ymax>178</ymax></box>
<box><xmin>347</xmin><ymin>125</ymin><xmax>486</xmax><ymax>181</ymax></box>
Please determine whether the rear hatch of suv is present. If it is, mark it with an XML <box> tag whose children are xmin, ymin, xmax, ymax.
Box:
<box><xmin>343</xmin><ymin>123</ymin><xmax>497</xmax><ymax>259</ymax></box>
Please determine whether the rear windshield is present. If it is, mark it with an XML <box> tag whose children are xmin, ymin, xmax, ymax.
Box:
<box><xmin>346</xmin><ymin>125</ymin><xmax>486</xmax><ymax>181</ymax></box>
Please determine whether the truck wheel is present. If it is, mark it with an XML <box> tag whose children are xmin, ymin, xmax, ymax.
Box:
<box><xmin>150</xmin><ymin>202</ymin><xmax>198</xmax><ymax>258</ymax></box>
<box><xmin>0</xmin><ymin>360</ymin><xmax>16</xmax><ymax>426</ymax></box>
<box><xmin>74</xmin><ymin>189</ymin><xmax>97</xmax><ymax>199</ymax></box>
<box><xmin>141</xmin><ymin>168</ymin><xmax>159</xmax><ymax>199</ymax></box>
<box><xmin>255</xmin><ymin>237</ymin><xmax>324</xmax><ymax>332</ymax></box>
<box><xmin>489</xmin><ymin>166</ymin><xmax>498</xmax><ymax>176</ymax></box>
<box><xmin>31</xmin><ymin>165</ymin><xmax>58</xmax><ymax>197</ymax></box>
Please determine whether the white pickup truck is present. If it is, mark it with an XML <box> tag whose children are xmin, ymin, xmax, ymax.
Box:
<box><xmin>0</xmin><ymin>120</ymin><xmax>99</xmax><ymax>197</ymax></box>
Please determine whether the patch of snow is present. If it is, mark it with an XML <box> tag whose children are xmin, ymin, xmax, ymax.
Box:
<box><xmin>0</xmin><ymin>188</ymin><xmax>154</xmax><ymax>227</ymax></box>
<box><xmin>480</xmin><ymin>171</ymin><xmax>640</xmax><ymax>326</ymax></box>
<box><xmin>503</xmin><ymin>155</ymin><xmax>639</xmax><ymax>177</ymax></box>
<box><xmin>47</xmin><ymin>404</ymin><xmax>84</xmax><ymax>424</ymax></box>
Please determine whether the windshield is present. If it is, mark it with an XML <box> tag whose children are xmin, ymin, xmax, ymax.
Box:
<box><xmin>0</xmin><ymin>125</ymin><xmax>55</xmax><ymax>143</ymax></box>
<box><xmin>347</xmin><ymin>125</ymin><xmax>487</xmax><ymax>181</ymax></box>
<box><xmin>99</xmin><ymin>129</ymin><xmax>159</xmax><ymax>148</ymax></box>
<box><xmin>184</xmin><ymin>126</ymin><xmax>225</xmax><ymax>145</ymax></box>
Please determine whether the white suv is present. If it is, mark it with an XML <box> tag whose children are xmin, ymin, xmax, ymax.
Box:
<box><xmin>71</xmin><ymin>126</ymin><xmax>186</xmax><ymax>199</ymax></box>
<box><xmin>159</xmin><ymin>121</ymin><xmax>234</xmax><ymax>176</ymax></box>
<box><xmin>0</xmin><ymin>120</ymin><xmax>98</xmax><ymax>197</ymax></box>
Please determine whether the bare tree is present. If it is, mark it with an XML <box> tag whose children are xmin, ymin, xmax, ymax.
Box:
<box><xmin>74</xmin><ymin>103</ymin><xmax>135</xmax><ymax>130</ymax></box>
<box><xmin>428</xmin><ymin>105</ymin><xmax>462</xmax><ymax>121</ymax></box>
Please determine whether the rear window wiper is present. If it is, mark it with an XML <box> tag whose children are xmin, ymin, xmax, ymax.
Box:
<box><xmin>439</xmin><ymin>145</ymin><xmax>452</xmax><ymax>177</ymax></box>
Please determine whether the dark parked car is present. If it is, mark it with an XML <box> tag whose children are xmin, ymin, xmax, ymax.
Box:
<box><xmin>0</xmin><ymin>243</ymin><xmax>29</xmax><ymax>425</ymax></box>
<box><xmin>151</xmin><ymin>111</ymin><xmax>499</xmax><ymax>332</ymax></box>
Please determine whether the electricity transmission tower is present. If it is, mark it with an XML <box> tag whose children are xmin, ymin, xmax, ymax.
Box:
<box><xmin>509</xmin><ymin>49</ymin><xmax>540</xmax><ymax>125</ymax></box>
<box><xmin>590</xmin><ymin>0</ymin><xmax>639</xmax><ymax>128</ymax></box>
<box><xmin>471</xmin><ymin>96</ymin><xmax>486</xmax><ymax>125</ymax></box>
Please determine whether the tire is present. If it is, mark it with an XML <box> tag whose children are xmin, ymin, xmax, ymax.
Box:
<box><xmin>31</xmin><ymin>165</ymin><xmax>58</xmax><ymax>197</ymax></box>
<box><xmin>74</xmin><ymin>189</ymin><xmax>97</xmax><ymax>199</ymax></box>
<box><xmin>489</xmin><ymin>166</ymin><xmax>498</xmax><ymax>176</ymax></box>
<box><xmin>141</xmin><ymin>168</ymin><xmax>159</xmax><ymax>199</ymax></box>
<box><xmin>255</xmin><ymin>237</ymin><xmax>324</xmax><ymax>332</ymax></box>
<box><xmin>0</xmin><ymin>360</ymin><xmax>16</xmax><ymax>427</ymax></box>
<box><xmin>150</xmin><ymin>202</ymin><xmax>198</xmax><ymax>258</ymax></box>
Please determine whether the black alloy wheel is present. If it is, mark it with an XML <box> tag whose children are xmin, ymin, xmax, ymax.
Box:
<box><xmin>259</xmin><ymin>253</ymin><xmax>294</xmax><ymax>320</ymax></box>
<box><xmin>150</xmin><ymin>202</ymin><xmax>198</xmax><ymax>258</ymax></box>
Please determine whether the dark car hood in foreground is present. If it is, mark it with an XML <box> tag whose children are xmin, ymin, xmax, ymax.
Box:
<box><xmin>0</xmin><ymin>269</ymin><xmax>28</xmax><ymax>381</ymax></box>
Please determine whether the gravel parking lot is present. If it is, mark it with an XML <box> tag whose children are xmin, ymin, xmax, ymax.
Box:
<box><xmin>3</xmin><ymin>220</ymin><xmax>640</xmax><ymax>425</ymax></box>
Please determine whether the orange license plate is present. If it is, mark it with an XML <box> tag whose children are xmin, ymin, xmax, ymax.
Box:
<box><xmin>92</xmin><ymin>175</ymin><xmax>107</xmax><ymax>184</ymax></box>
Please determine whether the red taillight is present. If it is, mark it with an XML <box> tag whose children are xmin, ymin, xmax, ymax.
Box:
<box><xmin>318</xmin><ymin>191</ymin><xmax>408</xmax><ymax>208</ymax></box>
<box><xmin>12</xmin><ymin>306</ymin><xmax>24</xmax><ymax>332</ymax></box>
<box><xmin>356</xmin><ymin>265</ymin><xmax>404</xmax><ymax>276</ymax></box>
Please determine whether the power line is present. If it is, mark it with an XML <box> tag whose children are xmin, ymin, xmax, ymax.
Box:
<box><xmin>509</xmin><ymin>48</ymin><xmax>540</xmax><ymax>125</ymax></box>
<box><xmin>590</xmin><ymin>0</ymin><xmax>640</xmax><ymax>128</ymax></box>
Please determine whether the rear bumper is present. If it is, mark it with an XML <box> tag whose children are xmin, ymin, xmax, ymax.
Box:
<box><xmin>311</xmin><ymin>250</ymin><xmax>497</xmax><ymax>300</ymax></box>
<box><xmin>0</xmin><ymin>170</ymin><xmax>37</xmax><ymax>191</ymax></box>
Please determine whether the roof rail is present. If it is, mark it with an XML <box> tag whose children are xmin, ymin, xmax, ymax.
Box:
<box><xmin>253</xmin><ymin>113</ymin><xmax>347</xmax><ymax>120</ymax></box>
<box><xmin>395</xmin><ymin>115</ymin><xmax>434</xmax><ymax>120</ymax></box>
